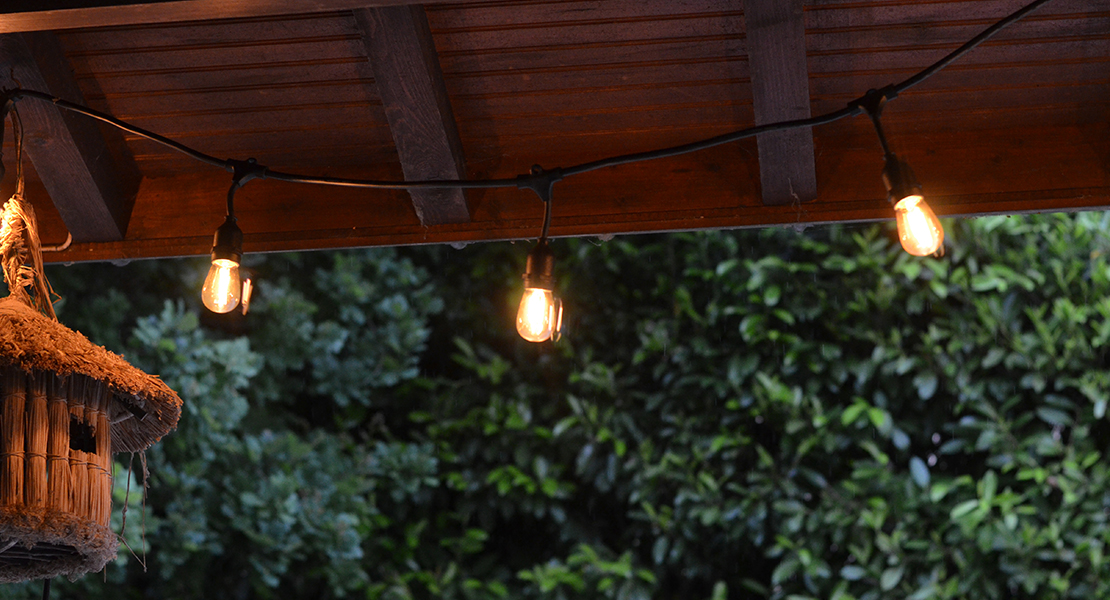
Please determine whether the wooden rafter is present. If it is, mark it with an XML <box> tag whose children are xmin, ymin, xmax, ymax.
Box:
<box><xmin>31</xmin><ymin>118</ymin><xmax>1110</xmax><ymax>263</ymax></box>
<box><xmin>0</xmin><ymin>32</ymin><xmax>141</xmax><ymax>242</ymax></box>
<box><xmin>354</xmin><ymin>5</ymin><xmax>469</xmax><ymax>226</ymax></box>
<box><xmin>0</xmin><ymin>0</ymin><xmax>1101</xmax><ymax>265</ymax></box>
<box><xmin>743</xmin><ymin>0</ymin><xmax>817</xmax><ymax>206</ymax></box>
<box><xmin>38</xmin><ymin>184</ymin><xmax>1110</xmax><ymax>264</ymax></box>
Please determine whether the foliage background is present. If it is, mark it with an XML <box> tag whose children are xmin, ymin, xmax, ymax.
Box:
<box><xmin>4</xmin><ymin>212</ymin><xmax>1110</xmax><ymax>599</ymax></box>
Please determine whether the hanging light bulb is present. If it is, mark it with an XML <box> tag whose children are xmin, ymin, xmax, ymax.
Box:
<box><xmin>201</xmin><ymin>215</ymin><xmax>243</xmax><ymax>313</ymax></box>
<box><xmin>202</xmin><ymin>260</ymin><xmax>239</xmax><ymax>313</ymax></box>
<box><xmin>894</xmin><ymin>196</ymin><xmax>943</xmax><ymax>256</ymax></box>
<box><xmin>516</xmin><ymin>241</ymin><xmax>563</xmax><ymax>342</ymax></box>
<box><xmin>855</xmin><ymin>88</ymin><xmax>945</xmax><ymax>257</ymax></box>
<box><xmin>883</xmin><ymin>155</ymin><xmax>943</xmax><ymax>256</ymax></box>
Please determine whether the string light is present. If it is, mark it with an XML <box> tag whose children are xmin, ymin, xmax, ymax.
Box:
<box><xmin>200</xmin><ymin>214</ymin><xmax>243</xmax><ymax>313</ymax></box>
<box><xmin>854</xmin><ymin>87</ymin><xmax>944</xmax><ymax>257</ymax></box>
<box><xmin>516</xmin><ymin>166</ymin><xmax>564</xmax><ymax>342</ymax></box>
<box><xmin>0</xmin><ymin>0</ymin><xmax>1055</xmax><ymax>321</ymax></box>
<box><xmin>201</xmin><ymin>160</ymin><xmax>264</xmax><ymax>314</ymax></box>
<box><xmin>885</xmin><ymin>157</ymin><xmax>943</xmax><ymax>256</ymax></box>
<box><xmin>517</xmin><ymin>241</ymin><xmax>562</xmax><ymax>342</ymax></box>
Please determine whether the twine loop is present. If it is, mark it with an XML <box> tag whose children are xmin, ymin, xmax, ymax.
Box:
<box><xmin>1</xmin><ymin>101</ymin><xmax>56</xmax><ymax>320</ymax></box>
<box><xmin>0</xmin><ymin>194</ymin><xmax>56</xmax><ymax>320</ymax></box>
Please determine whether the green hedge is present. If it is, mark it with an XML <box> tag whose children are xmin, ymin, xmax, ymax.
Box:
<box><xmin>8</xmin><ymin>212</ymin><xmax>1110</xmax><ymax>599</ymax></box>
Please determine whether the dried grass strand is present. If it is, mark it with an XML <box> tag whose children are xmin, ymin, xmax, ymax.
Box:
<box><xmin>2</xmin><ymin>370</ymin><xmax>25</xmax><ymax>507</ymax></box>
<box><xmin>0</xmin><ymin>195</ymin><xmax>56</xmax><ymax>321</ymax></box>
<box><xmin>24</xmin><ymin>377</ymin><xmax>47</xmax><ymax>508</ymax></box>
<box><xmin>0</xmin><ymin>298</ymin><xmax>181</xmax><ymax>453</ymax></box>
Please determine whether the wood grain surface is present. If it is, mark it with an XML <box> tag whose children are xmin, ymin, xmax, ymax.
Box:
<box><xmin>355</xmin><ymin>5</ymin><xmax>469</xmax><ymax>225</ymax></box>
<box><xmin>0</xmin><ymin>32</ymin><xmax>140</xmax><ymax>242</ymax></box>
<box><xmin>744</xmin><ymin>0</ymin><xmax>817</xmax><ymax>206</ymax></box>
<box><xmin>0</xmin><ymin>0</ymin><xmax>1101</xmax><ymax>262</ymax></box>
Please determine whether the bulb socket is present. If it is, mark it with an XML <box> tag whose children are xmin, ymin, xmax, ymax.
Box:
<box><xmin>882</xmin><ymin>154</ymin><xmax>923</xmax><ymax>205</ymax></box>
<box><xmin>211</xmin><ymin>215</ymin><xmax>243</xmax><ymax>264</ymax></box>
<box><xmin>522</xmin><ymin>241</ymin><xmax>555</xmax><ymax>291</ymax></box>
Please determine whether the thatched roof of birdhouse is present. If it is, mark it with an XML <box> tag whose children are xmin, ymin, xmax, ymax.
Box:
<box><xmin>0</xmin><ymin>296</ymin><xmax>181</xmax><ymax>453</ymax></box>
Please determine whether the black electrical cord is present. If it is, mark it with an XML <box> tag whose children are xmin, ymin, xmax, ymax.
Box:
<box><xmin>569</xmin><ymin>0</ymin><xmax>1055</xmax><ymax>176</ymax></box>
<box><xmin>540</xmin><ymin>191</ymin><xmax>553</xmax><ymax>242</ymax></box>
<box><xmin>262</xmin><ymin>168</ymin><xmax>519</xmax><ymax>190</ymax></box>
<box><xmin>0</xmin><ymin>0</ymin><xmax>1055</xmax><ymax>196</ymax></box>
<box><xmin>563</xmin><ymin>108</ymin><xmax>855</xmax><ymax>177</ymax></box>
<box><xmin>889</xmin><ymin>0</ymin><xmax>1055</xmax><ymax>95</ymax></box>
<box><xmin>9</xmin><ymin>90</ymin><xmax>227</xmax><ymax>170</ymax></box>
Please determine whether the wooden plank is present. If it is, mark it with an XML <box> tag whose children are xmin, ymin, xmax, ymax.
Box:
<box><xmin>65</xmin><ymin>40</ymin><xmax>366</xmax><ymax>75</ymax></box>
<box><xmin>37</xmin><ymin>185</ymin><xmax>1110</xmax><ymax>264</ymax></box>
<box><xmin>27</xmin><ymin>121</ymin><xmax>1110</xmax><ymax>263</ymax></box>
<box><xmin>743</xmin><ymin>0</ymin><xmax>816</xmax><ymax>206</ymax></box>
<box><xmin>427</xmin><ymin>0</ymin><xmax>742</xmax><ymax>28</ymax></box>
<box><xmin>57</xmin><ymin>11</ymin><xmax>359</xmax><ymax>52</ymax></box>
<box><xmin>0</xmin><ymin>32</ymin><xmax>141</xmax><ymax>242</ymax></box>
<box><xmin>354</xmin><ymin>5</ymin><xmax>469</xmax><ymax>225</ymax></box>
<box><xmin>805</xmin><ymin>0</ymin><xmax>1094</xmax><ymax>32</ymax></box>
<box><xmin>0</xmin><ymin>0</ymin><xmax>490</xmax><ymax>34</ymax></box>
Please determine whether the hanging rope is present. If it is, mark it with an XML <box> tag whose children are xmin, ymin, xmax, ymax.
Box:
<box><xmin>0</xmin><ymin>105</ymin><xmax>57</xmax><ymax>320</ymax></box>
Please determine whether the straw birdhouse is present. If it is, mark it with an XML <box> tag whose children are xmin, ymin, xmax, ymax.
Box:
<box><xmin>0</xmin><ymin>193</ymin><xmax>181</xmax><ymax>582</ymax></box>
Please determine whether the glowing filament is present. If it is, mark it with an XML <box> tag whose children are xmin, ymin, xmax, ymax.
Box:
<box><xmin>202</xmin><ymin>259</ymin><xmax>241</xmax><ymax>313</ymax></box>
<box><xmin>517</xmin><ymin>288</ymin><xmax>558</xmax><ymax>342</ymax></box>
<box><xmin>894</xmin><ymin>195</ymin><xmax>944</xmax><ymax>256</ymax></box>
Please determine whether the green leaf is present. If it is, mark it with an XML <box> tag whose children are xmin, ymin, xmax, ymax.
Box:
<box><xmin>764</xmin><ymin>285</ymin><xmax>782</xmax><ymax>306</ymax></box>
<box><xmin>840</xmin><ymin>565</ymin><xmax>867</xmax><ymax>581</ymax></box>
<box><xmin>842</xmin><ymin>402</ymin><xmax>867</xmax><ymax>426</ymax></box>
<box><xmin>909</xmin><ymin>456</ymin><xmax>930</xmax><ymax>489</ymax></box>
<box><xmin>981</xmin><ymin>470</ymin><xmax>997</xmax><ymax>506</ymax></box>
<box><xmin>951</xmin><ymin>499</ymin><xmax>980</xmax><ymax>519</ymax></box>
<box><xmin>891</xmin><ymin>429</ymin><xmax>911</xmax><ymax>451</ymax></box>
<box><xmin>772</xmin><ymin>557</ymin><xmax>799</xmax><ymax>585</ymax></box>
<box><xmin>1036</xmin><ymin>407</ymin><xmax>1071</xmax><ymax>427</ymax></box>
<box><xmin>880</xmin><ymin>566</ymin><xmax>904</xmax><ymax>591</ymax></box>
<box><xmin>913</xmin><ymin>373</ymin><xmax>938</xmax><ymax>400</ymax></box>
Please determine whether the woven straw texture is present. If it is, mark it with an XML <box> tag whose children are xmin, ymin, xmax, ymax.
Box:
<box><xmin>0</xmin><ymin>506</ymin><xmax>118</xmax><ymax>583</ymax></box>
<box><xmin>0</xmin><ymin>297</ymin><xmax>181</xmax><ymax>453</ymax></box>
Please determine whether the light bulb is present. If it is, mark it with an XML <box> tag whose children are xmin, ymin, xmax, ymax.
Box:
<box><xmin>202</xmin><ymin>214</ymin><xmax>244</xmax><ymax>313</ymax></box>
<box><xmin>516</xmin><ymin>241</ymin><xmax>563</xmax><ymax>342</ymax></box>
<box><xmin>517</xmin><ymin>288</ymin><xmax>559</xmax><ymax>342</ymax></box>
<box><xmin>893</xmin><ymin>195</ymin><xmax>944</xmax><ymax>256</ymax></box>
<box><xmin>881</xmin><ymin>154</ymin><xmax>943</xmax><ymax>257</ymax></box>
<box><xmin>202</xmin><ymin>259</ymin><xmax>241</xmax><ymax>313</ymax></box>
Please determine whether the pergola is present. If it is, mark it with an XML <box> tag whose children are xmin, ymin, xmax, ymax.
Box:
<box><xmin>1</xmin><ymin>0</ymin><xmax>1107</xmax><ymax>264</ymax></box>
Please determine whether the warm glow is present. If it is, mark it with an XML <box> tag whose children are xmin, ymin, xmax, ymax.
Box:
<box><xmin>240</xmin><ymin>276</ymin><xmax>254</xmax><ymax>315</ymax></box>
<box><xmin>202</xmin><ymin>258</ymin><xmax>241</xmax><ymax>313</ymax></box>
<box><xmin>517</xmin><ymin>288</ymin><xmax>557</xmax><ymax>342</ymax></box>
<box><xmin>893</xmin><ymin>195</ymin><xmax>944</xmax><ymax>256</ymax></box>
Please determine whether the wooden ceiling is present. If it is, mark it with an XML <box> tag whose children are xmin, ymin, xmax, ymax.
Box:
<box><xmin>0</xmin><ymin>0</ymin><xmax>1107</xmax><ymax>263</ymax></box>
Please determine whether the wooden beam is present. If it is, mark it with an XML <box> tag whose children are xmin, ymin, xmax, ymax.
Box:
<box><xmin>743</xmin><ymin>0</ymin><xmax>817</xmax><ymax>206</ymax></box>
<box><xmin>0</xmin><ymin>0</ymin><xmax>489</xmax><ymax>34</ymax></box>
<box><xmin>0</xmin><ymin>32</ymin><xmax>141</xmax><ymax>242</ymax></box>
<box><xmin>38</xmin><ymin>183</ymin><xmax>1110</xmax><ymax>264</ymax></box>
<box><xmin>26</xmin><ymin>120</ymin><xmax>1110</xmax><ymax>263</ymax></box>
<box><xmin>354</xmin><ymin>5</ymin><xmax>469</xmax><ymax>226</ymax></box>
